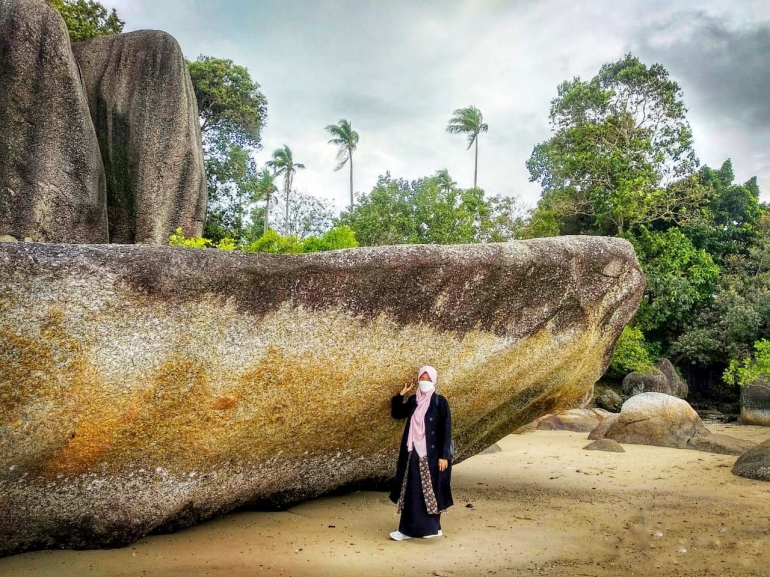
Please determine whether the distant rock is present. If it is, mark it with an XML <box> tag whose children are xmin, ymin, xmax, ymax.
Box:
<box><xmin>732</xmin><ymin>439</ymin><xmax>770</xmax><ymax>482</ymax></box>
<box><xmin>0</xmin><ymin>0</ymin><xmax>107</xmax><ymax>243</ymax></box>
<box><xmin>596</xmin><ymin>389</ymin><xmax>623</xmax><ymax>412</ymax></box>
<box><xmin>0</xmin><ymin>236</ymin><xmax>645</xmax><ymax>556</ymax></box>
<box><xmin>72</xmin><ymin>30</ymin><xmax>207</xmax><ymax>244</ymax></box>
<box><xmin>587</xmin><ymin>414</ymin><xmax>620</xmax><ymax>440</ymax></box>
<box><xmin>740</xmin><ymin>380</ymin><xmax>770</xmax><ymax>427</ymax></box>
<box><xmin>583</xmin><ymin>439</ymin><xmax>625</xmax><ymax>453</ymax></box>
<box><xmin>621</xmin><ymin>359</ymin><xmax>687</xmax><ymax>399</ymax></box>
<box><xmin>591</xmin><ymin>392</ymin><xmax>709</xmax><ymax>449</ymax></box>
<box><xmin>479</xmin><ymin>444</ymin><xmax>502</xmax><ymax>455</ymax></box>
<box><xmin>687</xmin><ymin>434</ymin><xmax>755</xmax><ymax>456</ymax></box>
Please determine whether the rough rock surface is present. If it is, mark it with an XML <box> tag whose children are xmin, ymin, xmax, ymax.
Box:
<box><xmin>732</xmin><ymin>439</ymin><xmax>770</xmax><ymax>481</ymax></box>
<box><xmin>596</xmin><ymin>389</ymin><xmax>623</xmax><ymax>412</ymax></box>
<box><xmin>583</xmin><ymin>439</ymin><xmax>625</xmax><ymax>453</ymax></box>
<box><xmin>687</xmin><ymin>434</ymin><xmax>755</xmax><ymax>456</ymax></box>
<box><xmin>530</xmin><ymin>408</ymin><xmax>612</xmax><ymax>433</ymax></box>
<box><xmin>740</xmin><ymin>381</ymin><xmax>770</xmax><ymax>427</ymax></box>
<box><xmin>587</xmin><ymin>414</ymin><xmax>620</xmax><ymax>440</ymax></box>
<box><xmin>0</xmin><ymin>236</ymin><xmax>645</xmax><ymax>556</ymax></box>
<box><xmin>622</xmin><ymin>359</ymin><xmax>687</xmax><ymax>399</ymax></box>
<box><xmin>593</xmin><ymin>393</ymin><xmax>709</xmax><ymax>448</ymax></box>
<box><xmin>0</xmin><ymin>0</ymin><xmax>107</xmax><ymax>243</ymax></box>
<box><xmin>72</xmin><ymin>31</ymin><xmax>207</xmax><ymax>244</ymax></box>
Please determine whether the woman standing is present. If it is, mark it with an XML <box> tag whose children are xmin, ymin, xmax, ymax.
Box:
<box><xmin>389</xmin><ymin>365</ymin><xmax>454</xmax><ymax>540</ymax></box>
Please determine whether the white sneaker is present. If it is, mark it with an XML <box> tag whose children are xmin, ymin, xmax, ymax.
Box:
<box><xmin>390</xmin><ymin>531</ymin><xmax>412</xmax><ymax>541</ymax></box>
<box><xmin>422</xmin><ymin>530</ymin><xmax>443</xmax><ymax>539</ymax></box>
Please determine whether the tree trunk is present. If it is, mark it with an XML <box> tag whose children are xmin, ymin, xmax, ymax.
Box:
<box><xmin>474</xmin><ymin>136</ymin><xmax>479</xmax><ymax>189</ymax></box>
<box><xmin>349</xmin><ymin>151</ymin><xmax>354</xmax><ymax>209</ymax></box>
<box><xmin>285</xmin><ymin>174</ymin><xmax>291</xmax><ymax>236</ymax></box>
<box><xmin>264</xmin><ymin>193</ymin><xmax>270</xmax><ymax>234</ymax></box>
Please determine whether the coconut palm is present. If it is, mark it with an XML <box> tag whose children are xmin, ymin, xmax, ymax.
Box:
<box><xmin>446</xmin><ymin>106</ymin><xmax>488</xmax><ymax>188</ymax></box>
<box><xmin>255</xmin><ymin>168</ymin><xmax>278</xmax><ymax>233</ymax></box>
<box><xmin>266</xmin><ymin>145</ymin><xmax>305</xmax><ymax>234</ymax></box>
<box><xmin>435</xmin><ymin>168</ymin><xmax>457</xmax><ymax>194</ymax></box>
<box><xmin>325</xmin><ymin>119</ymin><xmax>360</xmax><ymax>208</ymax></box>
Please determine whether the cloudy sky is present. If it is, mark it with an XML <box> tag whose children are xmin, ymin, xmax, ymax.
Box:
<box><xmin>111</xmin><ymin>0</ymin><xmax>770</xmax><ymax>212</ymax></box>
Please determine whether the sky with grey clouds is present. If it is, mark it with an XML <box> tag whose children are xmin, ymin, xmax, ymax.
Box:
<box><xmin>111</xmin><ymin>0</ymin><xmax>770</xmax><ymax>211</ymax></box>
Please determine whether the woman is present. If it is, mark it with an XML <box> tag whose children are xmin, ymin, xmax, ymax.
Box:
<box><xmin>388</xmin><ymin>365</ymin><xmax>453</xmax><ymax>541</ymax></box>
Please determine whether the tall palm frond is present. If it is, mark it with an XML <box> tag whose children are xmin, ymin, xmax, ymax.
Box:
<box><xmin>446</xmin><ymin>105</ymin><xmax>489</xmax><ymax>188</ymax></box>
<box><xmin>325</xmin><ymin>119</ymin><xmax>360</xmax><ymax>208</ymax></box>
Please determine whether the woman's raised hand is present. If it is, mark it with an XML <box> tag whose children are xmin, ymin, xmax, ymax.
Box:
<box><xmin>399</xmin><ymin>379</ymin><xmax>416</xmax><ymax>396</ymax></box>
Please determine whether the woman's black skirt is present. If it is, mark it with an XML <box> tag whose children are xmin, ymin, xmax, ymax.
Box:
<box><xmin>398</xmin><ymin>450</ymin><xmax>441</xmax><ymax>537</ymax></box>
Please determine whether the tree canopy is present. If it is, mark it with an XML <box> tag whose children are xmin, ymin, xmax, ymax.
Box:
<box><xmin>47</xmin><ymin>0</ymin><xmax>124</xmax><ymax>42</ymax></box>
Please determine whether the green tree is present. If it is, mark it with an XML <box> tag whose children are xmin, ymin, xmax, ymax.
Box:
<box><xmin>435</xmin><ymin>169</ymin><xmax>457</xmax><ymax>194</ymax></box>
<box><xmin>527</xmin><ymin>54</ymin><xmax>702</xmax><ymax>236</ymax></box>
<box><xmin>47</xmin><ymin>0</ymin><xmax>124</xmax><ymax>42</ymax></box>
<box><xmin>187</xmin><ymin>56</ymin><xmax>268</xmax><ymax>242</ymax></box>
<box><xmin>266</xmin><ymin>145</ymin><xmax>305</xmax><ymax>234</ymax></box>
<box><xmin>325</xmin><ymin>119</ymin><xmax>360</xmax><ymax>209</ymax></box>
<box><xmin>254</xmin><ymin>169</ymin><xmax>278</xmax><ymax>234</ymax></box>
<box><xmin>446</xmin><ymin>106</ymin><xmax>488</xmax><ymax>189</ymax></box>
<box><xmin>187</xmin><ymin>56</ymin><xmax>267</xmax><ymax>147</ymax></box>
<box><xmin>724</xmin><ymin>339</ymin><xmax>770</xmax><ymax>387</ymax></box>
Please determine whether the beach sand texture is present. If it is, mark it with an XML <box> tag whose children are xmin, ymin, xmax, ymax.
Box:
<box><xmin>3</xmin><ymin>423</ymin><xmax>769</xmax><ymax>577</ymax></box>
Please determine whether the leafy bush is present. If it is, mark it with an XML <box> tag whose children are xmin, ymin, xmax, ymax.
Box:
<box><xmin>170</xmin><ymin>226</ymin><xmax>358</xmax><ymax>254</ymax></box>
<box><xmin>724</xmin><ymin>339</ymin><xmax>770</xmax><ymax>387</ymax></box>
<box><xmin>607</xmin><ymin>325</ymin><xmax>656</xmax><ymax>380</ymax></box>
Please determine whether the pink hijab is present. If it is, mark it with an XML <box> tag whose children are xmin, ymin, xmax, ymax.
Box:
<box><xmin>407</xmin><ymin>365</ymin><xmax>438</xmax><ymax>457</ymax></box>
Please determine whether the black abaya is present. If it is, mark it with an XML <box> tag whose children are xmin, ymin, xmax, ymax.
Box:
<box><xmin>398</xmin><ymin>450</ymin><xmax>441</xmax><ymax>537</ymax></box>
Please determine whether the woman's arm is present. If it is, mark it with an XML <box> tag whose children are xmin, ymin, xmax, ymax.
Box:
<box><xmin>391</xmin><ymin>394</ymin><xmax>412</xmax><ymax>419</ymax></box>
<box><xmin>439</xmin><ymin>396</ymin><xmax>452</xmax><ymax>460</ymax></box>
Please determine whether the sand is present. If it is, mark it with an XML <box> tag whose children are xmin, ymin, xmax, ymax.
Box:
<box><xmin>2</xmin><ymin>424</ymin><xmax>770</xmax><ymax>577</ymax></box>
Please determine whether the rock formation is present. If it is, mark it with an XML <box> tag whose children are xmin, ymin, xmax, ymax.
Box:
<box><xmin>518</xmin><ymin>408</ymin><xmax>612</xmax><ymax>433</ymax></box>
<box><xmin>0</xmin><ymin>0</ymin><xmax>108</xmax><ymax>243</ymax></box>
<box><xmin>740</xmin><ymin>381</ymin><xmax>770</xmax><ymax>427</ymax></box>
<box><xmin>621</xmin><ymin>359</ymin><xmax>687</xmax><ymax>399</ymax></box>
<box><xmin>595</xmin><ymin>389</ymin><xmax>622</xmax><ymax>412</ymax></box>
<box><xmin>583</xmin><ymin>439</ymin><xmax>624</xmax><ymax>453</ymax></box>
<box><xmin>72</xmin><ymin>31</ymin><xmax>207</xmax><ymax>244</ymax></box>
<box><xmin>732</xmin><ymin>439</ymin><xmax>770</xmax><ymax>482</ymax></box>
<box><xmin>0</xmin><ymin>0</ymin><xmax>206</xmax><ymax>244</ymax></box>
<box><xmin>0</xmin><ymin>236</ymin><xmax>644</xmax><ymax>555</ymax></box>
<box><xmin>589</xmin><ymin>392</ymin><xmax>754</xmax><ymax>455</ymax></box>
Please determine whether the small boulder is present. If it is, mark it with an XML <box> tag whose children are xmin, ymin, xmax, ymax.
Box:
<box><xmin>740</xmin><ymin>380</ymin><xmax>770</xmax><ymax>427</ymax></box>
<box><xmin>587</xmin><ymin>414</ymin><xmax>620</xmax><ymax>440</ymax></box>
<box><xmin>583</xmin><ymin>439</ymin><xmax>625</xmax><ymax>453</ymax></box>
<box><xmin>622</xmin><ymin>367</ymin><xmax>668</xmax><ymax>397</ymax></box>
<box><xmin>597</xmin><ymin>392</ymin><xmax>710</xmax><ymax>449</ymax></box>
<box><xmin>656</xmin><ymin>359</ymin><xmax>688</xmax><ymax>399</ymax></box>
<box><xmin>535</xmin><ymin>409</ymin><xmax>609</xmax><ymax>433</ymax></box>
<box><xmin>479</xmin><ymin>444</ymin><xmax>502</xmax><ymax>455</ymax></box>
<box><xmin>732</xmin><ymin>439</ymin><xmax>770</xmax><ymax>482</ymax></box>
<box><xmin>596</xmin><ymin>389</ymin><xmax>623</xmax><ymax>412</ymax></box>
<box><xmin>687</xmin><ymin>434</ymin><xmax>755</xmax><ymax>456</ymax></box>
<box><xmin>621</xmin><ymin>359</ymin><xmax>687</xmax><ymax>399</ymax></box>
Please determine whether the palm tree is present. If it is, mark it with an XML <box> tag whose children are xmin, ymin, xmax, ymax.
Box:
<box><xmin>266</xmin><ymin>145</ymin><xmax>305</xmax><ymax>234</ymax></box>
<box><xmin>446</xmin><ymin>106</ymin><xmax>488</xmax><ymax>189</ymax></box>
<box><xmin>435</xmin><ymin>168</ymin><xmax>457</xmax><ymax>194</ymax></box>
<box><xmin>325</xmin><ymin>119</ymin><xmax>360</xmax><ymax>209</ymax></box>
<box><xmin>255</xmin><ymin>169</ymin><xmax>278</xmax><ymax>233</ymax></box>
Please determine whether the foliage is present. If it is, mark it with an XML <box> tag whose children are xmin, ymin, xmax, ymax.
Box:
<box><xmin>243</xmin><ymin>226</ymin><xmax>358</xmax><ymax>254</ymax></box>
<box><xmin>527</xmin><ymin>53</ymin><xmax>702</xmax><ymax>236</ymax></box>
<box><xmin>607</xmin><ymin>325</ymin><xmax>657</xmax><ymax>380</ymax></box>
<box><xmin>724</xmin><ymin>339</ymin><xmax>770</xmax><ymax>387</ymax></box>
<box><xmin>337</xmin><ymin>172</ymin><xmax>524</xmax><ymax>246</ymax></box>
<box><xmin>630</xmin><ymin>226</ymin><xmax>720</xmax><ymax>346</ymax></box>
<box><xmin>187</xmin><ymin>56</ymin><xmax>267</xmax><ymax>148</ymax></box>
<box><xmin>270</xmin><ymin>190</ymin><xmax>335</xmax><ymax>238</ymax></box>
<box><xmin>168</xmin><ymin>227</ymin><xmax>235</xmax><ymax>250</ymax></box>
<box><xmin>446</xmin><ymin>106</ymin><xmax>488</xmax><ymax>188</ymax></box>
<box><xmin>188</xmin><ymin>56</ymin><xmax>268</xmax><ymax>243</ymax></box>
<box><xmin>47</xmin><ymin>0</ymin><xmax>124</xmax><ymax>42</ymax></box>
<box><xmin>326</xmin><ymin>119</ymin><xmax>360</xmax><ymax>208</ymax></box>
<box><xmin>266</xmin><ymin>145</ymin><xmax>305</xmax><ymax>232</ymax></box>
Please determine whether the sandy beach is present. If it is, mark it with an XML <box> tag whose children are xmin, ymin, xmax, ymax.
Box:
<box><xmin>3</xmin><ymin>424</ymin><xmax>769</xmax><ymax>577</ymax></box>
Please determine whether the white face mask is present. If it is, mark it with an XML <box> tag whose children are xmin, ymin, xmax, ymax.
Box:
<box><xmin>418</xmin><ymin>380</ymin><xmax>435</xmax><ymax>392</ymax></box>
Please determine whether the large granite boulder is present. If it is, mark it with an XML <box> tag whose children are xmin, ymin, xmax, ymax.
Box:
<box><xmin>0</xmin><ymin>0</ymin><xmax>108</xmax><ymax>243</ymax></box>
<box><xmin>740</xmin><ymin>381</ymin><xmax>770</xmax><ymax>427</ymax></box>
<box><xmin>593</xmin><ymin>392</ymin><xmax>709</xmax><ymax>448</ymax></box>
<box><xmin>72</xmin><ymin>31</ymin><xmax>207</xmax><ymax>244</ymax></box>
<box><xmin>732</xmin><ymin>439</ymin><xmax>770</xmax><ymax>482</ymax></box>
<box><xmin>524</xmin><ymin>408</ymin><xmax>612</xmax><ymax>433</ymax></box>
<box><xmin>0</xmin><ymin>236</ymin><xmax>644</xmax><ymax>556</ymax></box>
<box><xmin>621</xmin><ymin>359</ymin><xmax>687</xmax><ymax>399</ymax></box>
